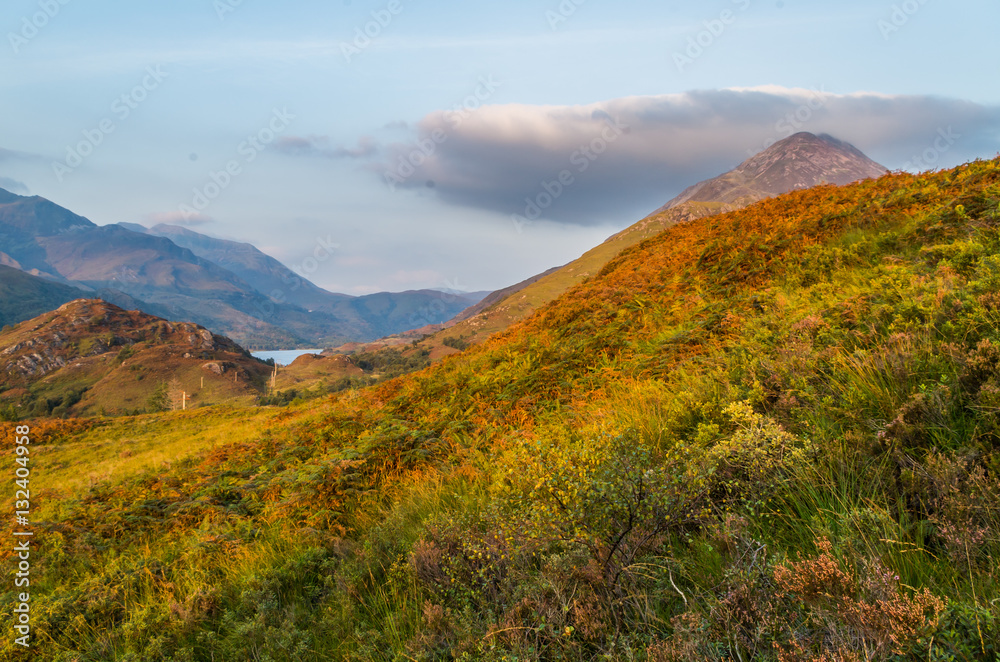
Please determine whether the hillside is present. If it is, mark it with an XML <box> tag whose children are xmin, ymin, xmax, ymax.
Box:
<box><xmin>0</xmin><ymin>299</ymin><xmax>270</xmax><ymax>417</ymax></box>
<box><xmin>0</xmin><ymin>265</ymin><xmax>88</xmax><ymax>327</ymax></box>
<box><xmin>409</xmin><ymin>132</ymin><xmax>888</xmax><ymax>358</ymax></box>
<box><xmin>3</xmin><ymin>160</ymin><xmax>999</xmax><ymax>660</ymax></box>
<box><xmin>0</xmin><ymin>263</ymin><xmax>180</xmax><ymax>331</ymax></box>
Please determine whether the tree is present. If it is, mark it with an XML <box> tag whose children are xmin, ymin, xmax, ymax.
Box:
<box><xmin>147</xmin><ymin>382</ymin><xmax>169</xmax><ymax>413</ymax></box>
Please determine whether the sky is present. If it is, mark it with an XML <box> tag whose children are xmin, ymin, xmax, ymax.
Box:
<box><xmin>1</xmin><ymin>0</ymin><xmax>999</xmax><ymax>295</ymax></box>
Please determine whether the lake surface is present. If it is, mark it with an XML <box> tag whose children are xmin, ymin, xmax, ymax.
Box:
<box><xmin>251</xmin><ymin>349</ymin><xmax>325</xmax><ymax>366</ymax></box>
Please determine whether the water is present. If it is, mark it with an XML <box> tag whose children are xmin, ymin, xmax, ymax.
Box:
<box><xmin>251</xmin><ymin>349</ymin><xmax>324</xmax><ymax>366</ymax></box>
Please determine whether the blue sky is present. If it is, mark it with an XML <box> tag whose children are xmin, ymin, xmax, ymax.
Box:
<box><xmin>2</xmin><ymin>0</ymin><xmax>999</xmax><ymax>294</ymax></box>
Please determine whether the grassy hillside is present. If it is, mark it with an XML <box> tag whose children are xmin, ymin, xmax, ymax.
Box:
<box><xmin>412</xmin><ymin>199</ymin><xmax>741</xmax><ymax>357</ymax></box>
<box><xmin>3</xmin><ymin>160</ymin><xmax>1000</xmax><ymax>660</ymax></box>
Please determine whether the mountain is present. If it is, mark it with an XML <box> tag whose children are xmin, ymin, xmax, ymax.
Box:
<box><xmin>0</xmin><ymin>265</ymin><xmax>90</xmax><ymax>327</ymax></box>
<box><xmin>11</xmin><ymin>158</ymin><xmax>999</xmax><ymax>659</ymax></box>
<box><xmin>130</xmin><ymin>222</ymin><xmax>487</xmax><ymax>340</ymax></box>
<box><xmin>649</xmin><ymin>132</ymin><xmax>888</xmax><ymax>215</ymax></box>
<box><xmin>139</xmin><ymin>224</ymin><xmax>354</xmax><ymax>312</ymax></box>
<box><xmin>0</xmin><ymin>299</ymin><xmax>270</xmax><ymax>417</ymax></box>
<box><xmin>0</xmin><ymin>189</ymin><xmax>487</xmax><ymax>347</ymax></box>
<box><xmin>409</xmin><ymin>132</ymin><xmax>889</xmax><ymax>357</ymax></box>
<box><xmin>0</xmin><ymin>192</ymin><xmax>308</xmax><ymax>346</ymax></box>
<box><xmin>0</xmin><ymin>263</ymin><xmax>179</xmax><ymax>330</ymax></box>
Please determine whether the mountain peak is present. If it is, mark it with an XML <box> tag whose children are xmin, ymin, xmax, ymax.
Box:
<box><xmin>0</xmin><ymin>188</ymin><xmax>97</xmax><ymax>235</ymax></box>
<box><xmin>655</xmin><ymin>132</ymin><xmax>888</xmax><ymax>215</ymax></box>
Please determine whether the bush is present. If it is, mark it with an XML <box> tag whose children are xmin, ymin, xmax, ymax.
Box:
<box><xmin>443</xmin><ymin>336</ymin><xmax>470</xmax><ymax>351</ymax></box>
<box><xmin>0</xmin><ymin>402</ymin><xmax>19</xmax><ymax>422</ymax></box>
<box><xmin>116</xmin><ymin>345</ymin><xmax>136</xmax><ymax>363</ymax></box>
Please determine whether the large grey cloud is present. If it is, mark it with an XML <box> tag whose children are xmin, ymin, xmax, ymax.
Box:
<box><xmin>374</xmin><ymin>87</ymin><xmax>1000</xmax><ymax>225</ymax></box>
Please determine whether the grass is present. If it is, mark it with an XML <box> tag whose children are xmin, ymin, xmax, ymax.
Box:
<box><xmin>3</xmin><ymin>161</ymin><xmax>1000</xmax><ymax>660</ymax></box>
<box><xmin>30</xmin><ymin>407</ymin><xmax>280</xmax><ymax>496</ymax></box>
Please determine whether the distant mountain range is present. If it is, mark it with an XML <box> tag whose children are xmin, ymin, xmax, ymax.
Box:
<box><xmin>406</xmin><ymin>132</ymin><xmax>889</xmax><ymax>357</ymax></box>
<box><xmin>0</xmin><ymin>190</ymin><xmax>487</xmax><ymax>347</ymax></box>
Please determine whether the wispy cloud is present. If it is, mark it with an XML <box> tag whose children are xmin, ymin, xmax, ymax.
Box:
<box><xmin>274</xmin><ymin>135</ymin><xmax>379</xmax><ymax>160</ymax></box>
<box><xmin>0</xmin><ymin>176</ymin><xmax>28</xmax><ymax>194</ymax></box>
<box><xmin>144</xmin><ymin>211</ymin><xmax>215</xmax><ymax>227</ymax></box>
<box><xmin>0</xmin><ymin>147</ymin><xmax>43</xmax><ymax>163</ymax></box>
<box><xmin>0</xmin><ymin>149</ymin><xmax>37</xmax><ymax>194</ymax></box>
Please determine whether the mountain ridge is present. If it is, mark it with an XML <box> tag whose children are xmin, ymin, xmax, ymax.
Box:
<box><xmin>0</xmin><ymin>189</ymin><xmax>486</xmax><ymax>347</ymax></box>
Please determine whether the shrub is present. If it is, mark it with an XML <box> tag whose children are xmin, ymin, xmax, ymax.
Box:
<box><xmin>443</xmin><ymin>336</ymin><xmax>470</xmax><ymax>351</ymax></box>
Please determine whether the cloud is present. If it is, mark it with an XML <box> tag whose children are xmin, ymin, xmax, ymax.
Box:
<box><xmin>0</xmin><ymin>147</ymin><xmax>44</xmax><ymax>164</ymax></box>
<box><xmin>375</xmin><ymin>87</ymin><xmax>1000</xmax><ymax>225</ymax></box>
<box><xmin>0</xmin><ymin>176</ymin><xmax>28</xmax><ymax>193</ymax></box>
<box><xmin>0</xmin><ymin>147</ymin><xmax>41</xmax><ymax>194</ymax></box>
<box><xmin>144</xmin><ymin>211</ymin><xmax>215</xmax><ymax>227</ymax></box>
<box><xmin>274</xmin><ymin>135</ymin><xmax>379</xmax><ymax>160</ymax></box>
<box><xmin>0</xmin><ymin>148</ymin><xmax>28</xmax><ymax>163</ymax></box>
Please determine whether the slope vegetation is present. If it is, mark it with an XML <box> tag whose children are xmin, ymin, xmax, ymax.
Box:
<box><xmin>3</xmin><ymin>160</ymin><xmax>1000</xmax><ymax>660</ymax></box>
